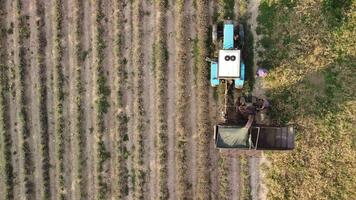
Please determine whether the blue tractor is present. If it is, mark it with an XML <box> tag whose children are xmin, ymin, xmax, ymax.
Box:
<box><xmin>210</xmin><ymin>20</ymin><xmax>245</xmax><ymax>89</ymax></box>
<box><xmin>208</xmin><ymin>20</ymin><xmax>295</xmax><ymax>151</ymax></box>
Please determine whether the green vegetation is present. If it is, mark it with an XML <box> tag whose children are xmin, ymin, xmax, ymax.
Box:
<box><xmin>132</xmin><ymin>0</ymin><xmax>145</xmax><ymax>198</ymax></box>
<box><xmin>113</xmin><ymin>0</ymin><xmax>129</xmax><ymax>198</ymax></box>
<box><xmin>92</xmin><ymin>0</ymin><xmax>111</xmax><ymax>199</ymax></box>
<box><xmin>34</xmin><ymin>0</ymin><xmax>51</xmax><ymax>199</ymax></box>
<box><xmin>72</xmin><ymin>0</ymin><xmax>88</xmax><ymax>199</ymax></box>
<box><xmin>154</xmin><ymin>0</ymin><xmax>169</xmax><ymax>199</ymax></box>
<box><xmin>15</xmin><ymin>0</ymin><xmax>35</xmax><ymax>198</ymax></box>
<box><xmin>0</xmin><ymin>2</ymin><xmax>14</xmax><ymax>200</ymax></box>
<box><xmin>52</xmin><ymin>0</ymin><xmax>66</xmax><ymax>199</ymax></box>
<box><xmin>174</xmin><ymin>0</ymin><xmax>190</xmax><ymax>199</ymax></box>
<box><xmin>196</xmin><ymin>0</ymin><xmax>211</xmax><ymax>199</ymax></box>
<box><xmin>256</xmin><ymin>0</ymin><xmax>356</xmax><ymax>199</ymax></box>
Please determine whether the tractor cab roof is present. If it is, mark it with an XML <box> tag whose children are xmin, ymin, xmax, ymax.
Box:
<box><xmin>218</xmin><ymin>49</ymin><xmax>241</xmax><ymax>79</ymax></box>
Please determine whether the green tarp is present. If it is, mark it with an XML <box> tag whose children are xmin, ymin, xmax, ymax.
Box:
<box><xmin>216</xmin><ymin>126</ymin><xmax>250</xmax><ymax>148</ymax></box>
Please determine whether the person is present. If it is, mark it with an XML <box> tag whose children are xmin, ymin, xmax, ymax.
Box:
<box><xmin>256</xmin><ymin>67</ymin><xmax>268</xmax><ymax>78</ymax></box>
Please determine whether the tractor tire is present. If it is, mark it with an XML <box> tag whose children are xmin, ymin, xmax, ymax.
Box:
<box><xmin>212</xmin><ymin>24</ymin><xmax>217</xmax><ymax>43</ymax></box>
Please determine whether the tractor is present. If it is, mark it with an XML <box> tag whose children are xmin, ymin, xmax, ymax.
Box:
<box><xmin>208</xmin><ymin>20</ymin><xmax>295</xmax><ymax>150</ymax></box>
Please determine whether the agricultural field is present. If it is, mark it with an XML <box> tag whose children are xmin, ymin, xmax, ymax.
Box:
<box><xmin>0</xmin><ymin>0</ymin><xmax>354</xmax><ymax>200</ymax></box>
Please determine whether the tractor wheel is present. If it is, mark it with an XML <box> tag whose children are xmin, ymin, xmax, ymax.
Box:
<box><xmin>212</xmin><ymin>24</ymin><xmax>217</xmax><ymax>43</ymax></box>
<box><xmin>239</xmin><ymin>24</ymin><xmax>245</xmax><ymax>47</ymax></box>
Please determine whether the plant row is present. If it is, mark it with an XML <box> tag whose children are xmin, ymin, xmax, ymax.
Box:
<box><xmin>174</xmin><ymin>0</ymin><xmax>190</xmax><ymax>199</ymax></box>
<box><xmin>218</xmin><ymin>155</ymin><xmax>230</xmax><ymax>200</ymax></box>
<box><xmin>92</xmin><ymin>0</ymin><xmax>111</xmax><ymax>199</ymax></box>
<box><xmin>113</xmin><ymin>0</ymin><xmax>129</xmax><ymax>199</ymax></box>
<box><xmin>72</xmin><ymin>0</ymin><xmax>88</xmax><ymax>199</ymax></box>
<box><xmin>15</xmin><ymin>0</ymin><xmax>35</xmax><ymax>199</ymax></box>
<box><xmin>154</xmin><ymin>0</ymin><xmax>169</xmax><ymax>199</ymax></box>
<box><xmin>52</xmin><ymin>0</ymin><xmax>67</xmax><ymax>199</ymax></box>
<box><xmin>33</xmin><ymin>1</ymin><xmax>52</xmax><ymax>199</ymax></box>
<box><xmin>240</xmin><ymin>156</ymin><xmax>251</xmax><ymax>200</ymax></box>
<box><xmin>0</xmin><ymin>2</ymin><xmax>14</xmax><ymax>199</ymax></box>
<box><xmin>0</xmin><ymin>35</ymin><xmax>15</xmax><ymax>200</ymax></box>
<box><xmin>195</xmin><ymin>0</ymin><xmax>211</xmax><ymax>199</ymax></box>
<box><xmin>132</xmin><ymin>0</ymin><xmax>145</xmax><ymax>199</ymax></box>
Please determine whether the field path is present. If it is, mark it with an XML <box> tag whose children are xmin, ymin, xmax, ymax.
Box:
<box><xmin>43</xmin><ymin>0</ymin><xmax>57</xmax><ymax>198</ymax></box>
<box><xmin>82</xmin><ymin>1</ymin><xmax>95</xmax><ymax>199</ymax></box>
<box><xmin>141</xmin><ymin>0</ymin><xmax>156</xmax><ymax>199</ymax></box>
<box><xmin>166</xmin><ymin>0</ymin><xmax>177</xmax><ymax>199</ymax></box>
<box><xmin>185</xmin><ymin>0</ymin><xmax>197</xmax><ymax>197</ymax></box>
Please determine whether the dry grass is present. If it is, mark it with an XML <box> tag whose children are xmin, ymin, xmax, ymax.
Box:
<box><xmin>174</xmin><ymin>0</ymin><xmax>191</xmax><ymax>199</ymax></box>
<box><xmin>257</xmin><ymin>0</ymin><xmax>356</xmax><ymax>199</ymax></box>
<box><xmin>196</xmin><ymin>0</ymin><xmax>211</xmax><ymax>199</ymax></box>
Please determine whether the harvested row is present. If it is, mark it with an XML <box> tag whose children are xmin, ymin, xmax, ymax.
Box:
<box><xmin>14</xmin><ymin>0</ymin><xmax>35</xmax><ymax>199</ymax></box>
<box><xmin>196</xmin><ymin>0</ymin><xmax>211</xmax><ymax>199</ymax></box>
<box><xmin>34</xmin><ymin>0</ymin><xmax>51</xmax><ymax>199</ymax></box>
<box><xmin>154</xmin><ymin>0</ymin><xmax>169</xmax><ymax>199</ymax></box>
<box><xmin>174</xmin><ymin>0</ymin><xmax>190</xmax><ymax>199</ymax></box>
<box><xmin>72</xmin><ymin>0</ymin><xmax>88</xmax><ymax>199</ymax></box>
<box><xmin>0</xmin><ymin>2</ymin><xmax>14</xmax><ymax>197</ymax></box>
<box><xmin>91</xmin><ymin>0</ymin><xmax>111</xmax><ymax>199</ymax></box>
<box><xmin>113</xmin><ymin>0</ymin><xmax>129</xmax><ymax>198</ymax></box>
<box><xmin>132</xmin><ymin>0</ymin><xmax>145</xmax><ymax>198</ymax></box>
<box><xmin>52</xmin><ymin>0</ymin><xmax>66</xmax><ymax>199</ymax></box>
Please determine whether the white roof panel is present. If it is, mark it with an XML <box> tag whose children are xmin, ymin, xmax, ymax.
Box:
<box><xmin>218</xmin><ymin>50</ymin><xmax>240</xmax><ymax>78</ymax></box>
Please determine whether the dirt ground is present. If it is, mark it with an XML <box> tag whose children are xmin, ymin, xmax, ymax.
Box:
<box><xmin>0</xmin><ymin>0</ymin><xmax>264</xmax><ymax>199</ymax></box>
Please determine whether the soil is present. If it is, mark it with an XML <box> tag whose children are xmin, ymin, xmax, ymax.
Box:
<box><xmin>141</xmin><ymin>0</ymin><xmax>155</xmax><ymax>199</ymax></box>
<box><xmin>82</xmin><ymin>1</ymin><xmax>95</xmax><ymax>199</ymax></box>
<box><xmin>166</xmin><ymin>1</ymin><xmax>177</xmax><ymax>199</ymax></box>
<box><xmin>0</xmin><ymin>0</ymin><xmax>267</xmax><ymax>199</ymax></box>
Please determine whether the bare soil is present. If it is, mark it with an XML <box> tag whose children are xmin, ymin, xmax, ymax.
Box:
<box><xmin>141</xmin><ymin>0</ymin><xmax>156</xmax><ymax>199</ymax></box>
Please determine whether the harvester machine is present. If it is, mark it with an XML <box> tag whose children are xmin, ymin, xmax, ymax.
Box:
<box><xmin>208</xmin><ymin>20</ymin><xmax>295</xmax><ymax>151</ymax></box>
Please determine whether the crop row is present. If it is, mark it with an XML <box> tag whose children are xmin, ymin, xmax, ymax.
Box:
<box><xmin>218</xmin><ymin>155</ymin><xmax>230</xmax><ymax>200</ymax></box>
<box><xmin>113</xmin><ymin>0</ymin><xmax>129</xmax><ymax>199</ymax></box>
<box><xmin>0</xmin><ymin>7</ymin><xmax>14</xmax><ymax>197</ymax></box>
<box><xmin>52</xmin><ymin>0</ymin><xmax>66</xmax><ymax>199</ymax></box>
<box><xmin>34</xmin><ymin>0</ymin><xmax>51</xmax><ymax>199</ymax></box>
<box><xmin>0</xmin><ymin>2</ymin><xmax>14</xmax><ymax>199</ymax></box>
<box><xmin>195</xmin><ymin>0</ymin><xmax>211</xmax><ymax>199</ymax></box>
<box><xmin>240</xmin><ymin>156</ymin><xmax>251</xmax><ymax>200</ymax></box>
<box><xmin>174</xmin><ymin>0</ymin><xmax>190</xmax><ymax>199</ymax></box>
<box><xmin>15</xmin><ymin>0</ymin><xmax>35</xmax><ymax>199</ymax></box>
<box><xmin>154</xmin><ymin>0</ymin><xmax>169</xmax><ymax>199</ymax></box>
<box><xmin>72</xmin><ymin>0</ymin><xmax>88</xmax><ymax>199</ymax></box>
<box><xmin>92</xmin><ymin>0</ymin><xmax>111</xmax><ymax>199</ymax></box>
<box><xmin>132</xmin><ymin>0</ymin><xmax>145</xmax><ymax>199</ymax></box>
